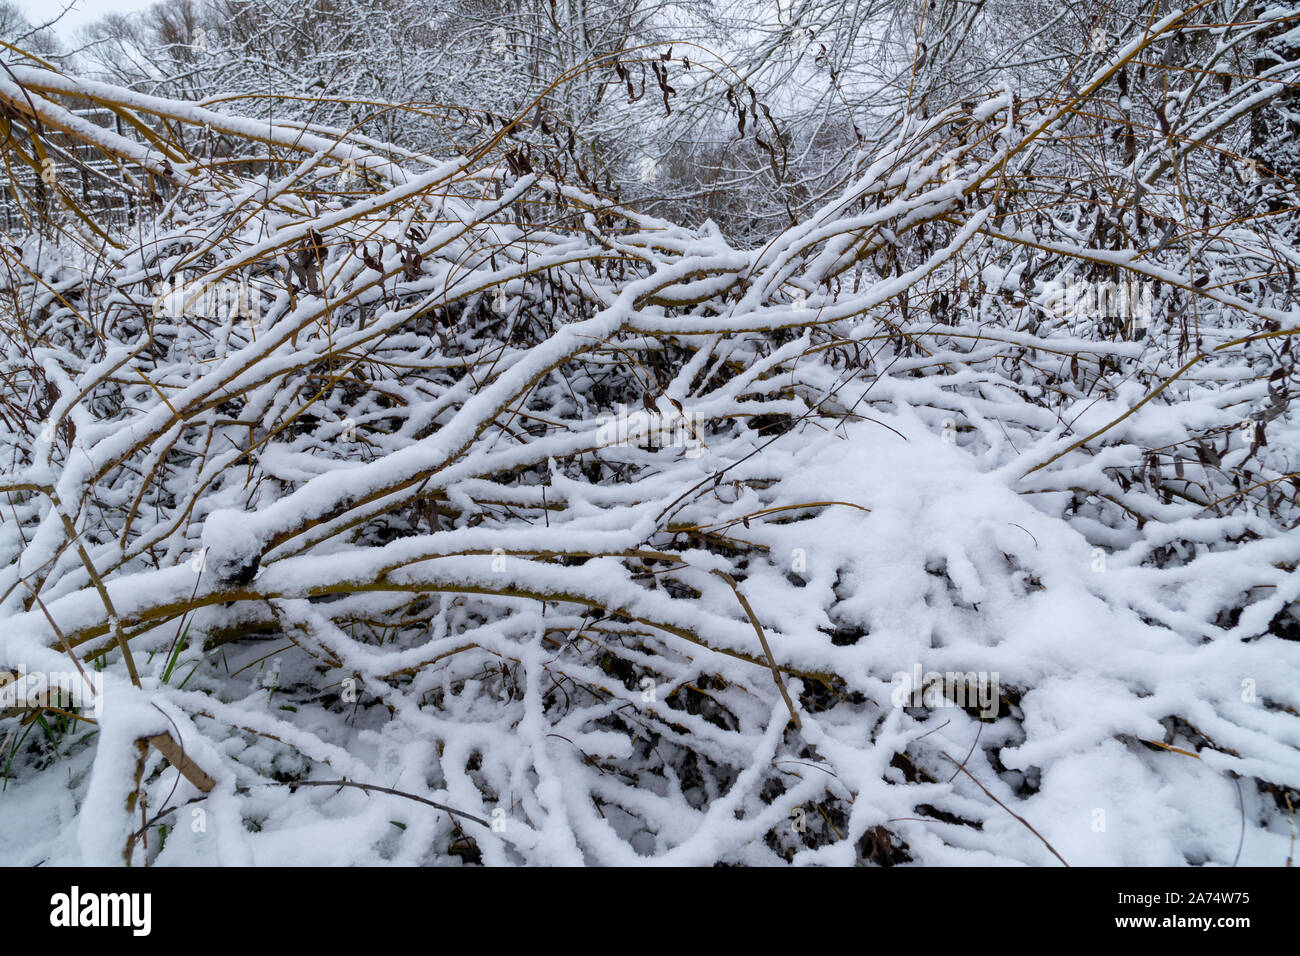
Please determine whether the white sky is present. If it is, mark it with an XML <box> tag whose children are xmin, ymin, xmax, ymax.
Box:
<box><xmin>19</xmin><ymin>0</ymin><xmax>157</xmax><ymax>38</ymax></box>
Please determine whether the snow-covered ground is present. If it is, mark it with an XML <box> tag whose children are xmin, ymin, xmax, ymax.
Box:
<box><xmin>2</xmin><ymin>1</ymin><xmax>1299</xmax><ymax>867</ymax></box>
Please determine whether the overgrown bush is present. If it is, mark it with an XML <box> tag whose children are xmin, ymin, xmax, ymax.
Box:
<box><xmin>1</xmin><ymin>2</ymin><xmax>1298</xmax><ymax>865</ymax></box>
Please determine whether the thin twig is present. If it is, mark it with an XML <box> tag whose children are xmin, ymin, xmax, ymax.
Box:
<box><xmin>287</xmin><ymin>779</ymin><xmax>491</xmax><ymax>828</ymax></box>
<box><xmin>940</xmin><ymin>750</ymin><xmax>1068</xmax><ymax>867</ymax></box>
<box><xmin>711</xmin><ymin>569</ymin><xmax>801</xmax><ymax>731</ymax></box>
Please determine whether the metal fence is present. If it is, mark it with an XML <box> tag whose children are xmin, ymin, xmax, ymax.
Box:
<box><xmin>2</xmin><ymin>106</ymin><xmax>144</xmax><ymax>235</ymax></box>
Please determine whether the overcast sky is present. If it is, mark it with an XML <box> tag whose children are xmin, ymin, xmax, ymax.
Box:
<box><xmin>19</xmin><ymin>0</ymin><xmax>157</xmax><ymax>37</ymax></box>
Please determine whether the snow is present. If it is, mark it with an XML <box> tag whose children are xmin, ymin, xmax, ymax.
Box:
<box><xmin>2</xmin><ymin>2</ymin><xmax>1299</xmax><ymax>867</ymax></box>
